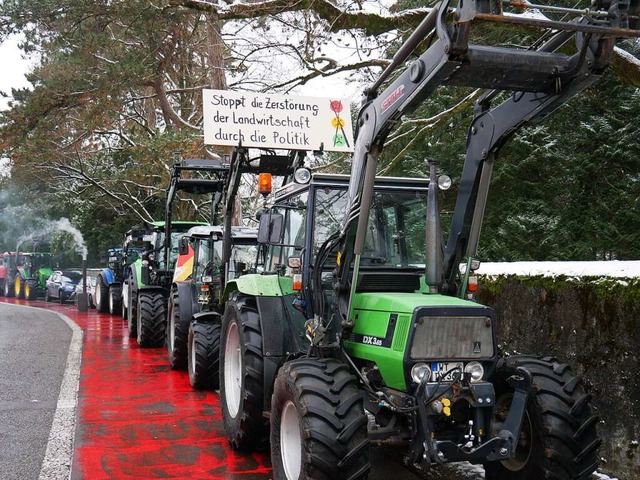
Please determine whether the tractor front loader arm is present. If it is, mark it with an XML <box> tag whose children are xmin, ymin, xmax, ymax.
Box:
<box><xmin>332</xmin><ymin>0</ymin><xmax>640</xmax><ymax>315</ymax></box>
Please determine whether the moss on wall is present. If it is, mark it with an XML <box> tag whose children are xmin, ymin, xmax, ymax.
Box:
<box><xmin>477</xmin><ymin>275</ymin><xmax>640</xmax><ymax>480</ymax></box>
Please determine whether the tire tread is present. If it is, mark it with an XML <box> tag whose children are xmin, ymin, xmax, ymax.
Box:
<box><xmin>137</xmin><ymin>291</ymin><xmax>166</xmax><ymax>347</ymax></box>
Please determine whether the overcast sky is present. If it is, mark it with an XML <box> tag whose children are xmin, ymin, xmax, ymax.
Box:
<box><xmin>0</xmin><ymin>35</ymin><xmax>32</xmax><ymax>111</ymax></box>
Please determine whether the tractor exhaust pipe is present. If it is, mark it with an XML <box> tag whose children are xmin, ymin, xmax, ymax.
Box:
<box><xmin>425</xmin><ymin>161</ymin><xmax>443</xmax><ymax>293</ymax></box>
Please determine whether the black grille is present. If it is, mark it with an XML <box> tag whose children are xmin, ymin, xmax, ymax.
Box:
<box><xmin>410</xmin><ymin>316</ymin><xmax>494</xmax><ymax>359</ymax></box>
<box><xmin>356</xmin><ymin>272</ymin><xmax>420</xmax><ymax>293</ymax></box>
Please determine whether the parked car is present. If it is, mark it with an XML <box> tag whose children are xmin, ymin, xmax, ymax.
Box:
<box><xmin>45</xmin><ymin>270</ymin><xmax>82</xmax><ymax>304</ymax></box>
<box><xmin>73</xmin><ymin>275</ymin><xmax>98</xmax><ymax>308</ymax></box>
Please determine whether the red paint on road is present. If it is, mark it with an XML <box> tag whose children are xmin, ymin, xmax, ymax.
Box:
<box><xmin>3</xmin><ymin>298</ymin><xmax>271</xmax><ymax>479</ymax></box>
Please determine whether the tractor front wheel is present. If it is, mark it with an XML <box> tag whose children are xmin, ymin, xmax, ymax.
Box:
<box><xmin>109</xmin><ymin>286</ymin><xmax>122</xmax><ymax>315</ymax></box>
<box><xmin>220</xmin><ymin>292</ymin><xmax>268</xmax><ymax>451</ymax></box>
<box><xmin>484</xmin><ymin>355</ymin><xmax>600</xmax><ymax>480</ymax></box>
<box><xmin>95</xmin><ymin>275</ymin><xmax>109</xmax><ymax>313</ymax></box>
<box><xmin>270</xmin><ymin>358</ymin><xmax>370</xmax><ymax>480</ymax></box>
<box><xmin>187</xmin><ymin>321</ymin><xmax>220</xmax><ymax>389</ymax></box>
<box><xmin>136</xmin><ymin>291</ymin><xmax>166</xmax><ymax>347</ymax></box>
<box><xmin>126</xmin><ymin>286</ymin><xmax>137</xmax><ymax>338</ymax></box>
<box><xmin>25</xmin><ymin>282</ymin><xmax>35</xmax><ymax>300</ymax></box>
<box><xmin>167</xmin><ymin>289</ymin><xmax>189</xmax><ymax>370</ymax></box>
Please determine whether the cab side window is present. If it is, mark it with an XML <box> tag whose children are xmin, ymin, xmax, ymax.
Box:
<box><xmin>267</xmin><ymin>192</ymin><xmax>308</xmax><ymax>271</ymax></box>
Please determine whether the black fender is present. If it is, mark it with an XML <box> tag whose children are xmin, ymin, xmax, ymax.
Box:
<box><xmin>129</xmin><ymin>267</ymin><xmax>139</xmax><ymax>298</ymax></box>
<box><xmin>173</xmin><ymin>281</ymin><xmax>195</xmax><ymax>323</ymax></box>
<box><xmin>192</xmin><ymin>311</ymin><xmax>222</xmax><ymax>324</ymax></box>
<box><xmin>256</xmin><ymin>294</ymin><xmax>309</xmax><ymax>411</ymax></box>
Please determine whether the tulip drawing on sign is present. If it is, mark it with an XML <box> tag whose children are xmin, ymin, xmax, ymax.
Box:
<box><xmin>330</xmin><ymin>100</ymin><xmax>350</xmax><ymax>148</ymax></box>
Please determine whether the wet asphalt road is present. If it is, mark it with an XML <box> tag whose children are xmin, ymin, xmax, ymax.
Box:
<box><xmin>0</xmin><ymin>300</ymin><xmax>483</xmax><ymax>480</ymax></box>
<box><xmin>0</xmin><ymin>303</ymin><xmax>72</xmax><ymax>480</ymax></box>
<box><xmin>0</xmin><ymin>300</ymin><xmax>620</xmax><ymax>480</ymax></box>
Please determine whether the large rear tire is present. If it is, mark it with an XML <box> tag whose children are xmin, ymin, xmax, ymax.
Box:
<box><xmin>4</xmin><ymin>279</ymin><xmax>13</xmax><ymax>298</ymax></box>
<box><xmin>484</xmin><ymin>355</ymin><xmax>600</xmax><ymax>480</ymax></box>
<box><xmin>270</xmin><ymin>358</ymin><xmax>370</xmax><ymax>480</ymax></box>
<box><xmin>109</xmin><ymin>285</ymin><xmax>122</xmax><ymax>315</ymax></box>
<box><xmin>14</xmin><ymin>275</ymin><xmax>23</xmax><ymax>299</ymax></box>
<box><xmin>95</xmin><ymin>275</ymin><xmax>109</xmax><ymax>313</ymax></box>
<box><xmin>220</xmin><ymin>292</ymin><xmax>268</xmax><ymax>451</ymax></box>
<box><xmin>187</xmin><ymin>321</ymin><xmax>220</xmax><ymax>389</ymax></box>
<box><xmin>136</xmin><ymin>291</ymin><xmax>166</xmax><ymax>347</ymax></box>
<box><xmin>167</xmin><ymin>289</ymin><xmax>189</xmax><ymax>370</ymax></box>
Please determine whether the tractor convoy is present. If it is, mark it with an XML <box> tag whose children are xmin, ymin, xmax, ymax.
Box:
<box><xmin>1</xmin><ymin>248</ymin><xmax>53</xmax><ymax>300</ymax></box>
<box><xmin>2</xmin><ymin>0</ymin><xmax>638</xmax><ymax>478</ymax></box>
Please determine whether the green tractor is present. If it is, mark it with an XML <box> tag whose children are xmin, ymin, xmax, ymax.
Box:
<box><xmin>12</xmin><ymin>252</ymin><xmax>54</xmax><ymax>300</ymax></box>
<box><xmin>216</xmin><ymin>0</ymin><xmax>639</xmax><ymax>478</ymax></box>
<box><xmin>122</xmin><ymin>220</ymin><xmax>206</xmax><ymax>346</ymax></box>
<box><xmin>166</xmin><ymin>148</ymin><xmax>304</xmax><ymax>385</ymax></box>
<box><xmin>123</xmin><ymin>158</ymin><xmax>231</xmax><ymax>348</ymax></box>
<box><xmin>168</xmin><ymin>225</ymin><xmax>259</xmax><ymax>389</ymax></box>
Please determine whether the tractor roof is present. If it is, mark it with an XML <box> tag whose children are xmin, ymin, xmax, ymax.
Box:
<box><xmin>183</xmin><ymin>225</ymin><xmax>258</xmax><ymax>240</ymax></box>
<box><xmin>149</xmin><ymin>220</ymin><xmax>207</xmax><ymax>229</ymax></box>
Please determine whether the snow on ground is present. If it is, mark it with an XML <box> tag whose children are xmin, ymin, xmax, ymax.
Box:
<box><xmin>437</xmin><ymin>462</ymin><xmax>618</xmax><ymax>479</ymax></box>
<box><xmin>593</xmin><ymin>472</ymin><xmax>620</xmax><ymax>480</ymax></box>
<box><xmin>476</xmin><ymin>260</ymin><xmax>640</xmax><ymax>278</ymax></box>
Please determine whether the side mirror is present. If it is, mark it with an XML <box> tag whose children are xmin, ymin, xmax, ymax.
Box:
<box><xmin>178</xmin><ymin>237</ymin><xmax>189</xmax><ymax>256</ymax></box>
<box><xmin>257</xmin><ymin>211</ymin><xmax>284</xmax><ymax>244</ymax></box>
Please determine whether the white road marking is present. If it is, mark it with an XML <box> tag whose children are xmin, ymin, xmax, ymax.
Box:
<box><xmin>38</xmin><ymin>309</ymin><xmax>82</xmax><ymax>479</ymax></box>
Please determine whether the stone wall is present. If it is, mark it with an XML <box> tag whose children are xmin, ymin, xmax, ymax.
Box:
<box><xmin>476</xmin><ymin>276</ymin><xmax>640</xmax><ymax>480</ymax></box>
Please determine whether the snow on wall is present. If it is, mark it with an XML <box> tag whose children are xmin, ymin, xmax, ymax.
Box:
<box><xmin>476</xmin><ymin>261</ymin><xmax>640</xmax><ymax>278</ymax></box>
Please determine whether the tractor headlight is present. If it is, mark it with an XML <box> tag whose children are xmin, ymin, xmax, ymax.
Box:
<box><xmin>464</xmin><ymin>361</ymin><xmax>485</xmax><ymax>382</ymax></box>
<box><xmin>411</xmin><ymin>362</ymin><xmax>431</xmax><ymax>383</ymax></box>
<box><xmin>438</xmin><ymin>174</ymin><xmax>452</xmax><ymax>190</ymax></box>
<box><xmin>294</xmin><ymin>168</ymin><xmax>311</xmax><ymax>184</ymax></box>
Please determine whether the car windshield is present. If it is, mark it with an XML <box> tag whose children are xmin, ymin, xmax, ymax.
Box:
<box><xmin>62</xmin><ymin>272</ymin><xmax>82</xmax><ymax>283</ymax></box>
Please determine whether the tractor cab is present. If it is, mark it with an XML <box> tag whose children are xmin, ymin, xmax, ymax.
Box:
<box><xmin>257</xmin><ymin>173</ymin><xmax>443</xmax><ymax>311</ymax></box>
<box><xmin>175</xmin><ymin>225</ymin><xmax>258</xmax><ymax>312</ymax></box>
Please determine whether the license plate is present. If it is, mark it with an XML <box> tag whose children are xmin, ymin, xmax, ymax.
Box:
<box><xmin>431</xmin><ymin>362</ymin><xmax>463</xmax><ymax>381</ymax></box>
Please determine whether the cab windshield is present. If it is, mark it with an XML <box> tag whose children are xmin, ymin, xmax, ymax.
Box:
<box><xmin>314</xmin><ymin>188</ymin><xmax>427</xmax><ymax>268</ymax></box>
<box><xmin>267</xmin><ymin>186</ymin><xmax>429</xmax><ymax>271</ymax></box>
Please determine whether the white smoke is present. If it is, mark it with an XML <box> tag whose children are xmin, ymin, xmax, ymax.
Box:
<box><xmin>52</xmin><ymin>218</ymin><xmax>88</xmax><ymax>260</ymax></box>
<box><xmin>14</xmin><ymin>218</ymin><xmax>88</xmax><ymax>261</ymax></box>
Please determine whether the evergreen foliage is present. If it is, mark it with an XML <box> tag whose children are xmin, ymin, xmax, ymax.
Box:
<box><xmin>0</xmin><ymin>0</ymin><xmax>639</xmax><ymax>263</ymax></box>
